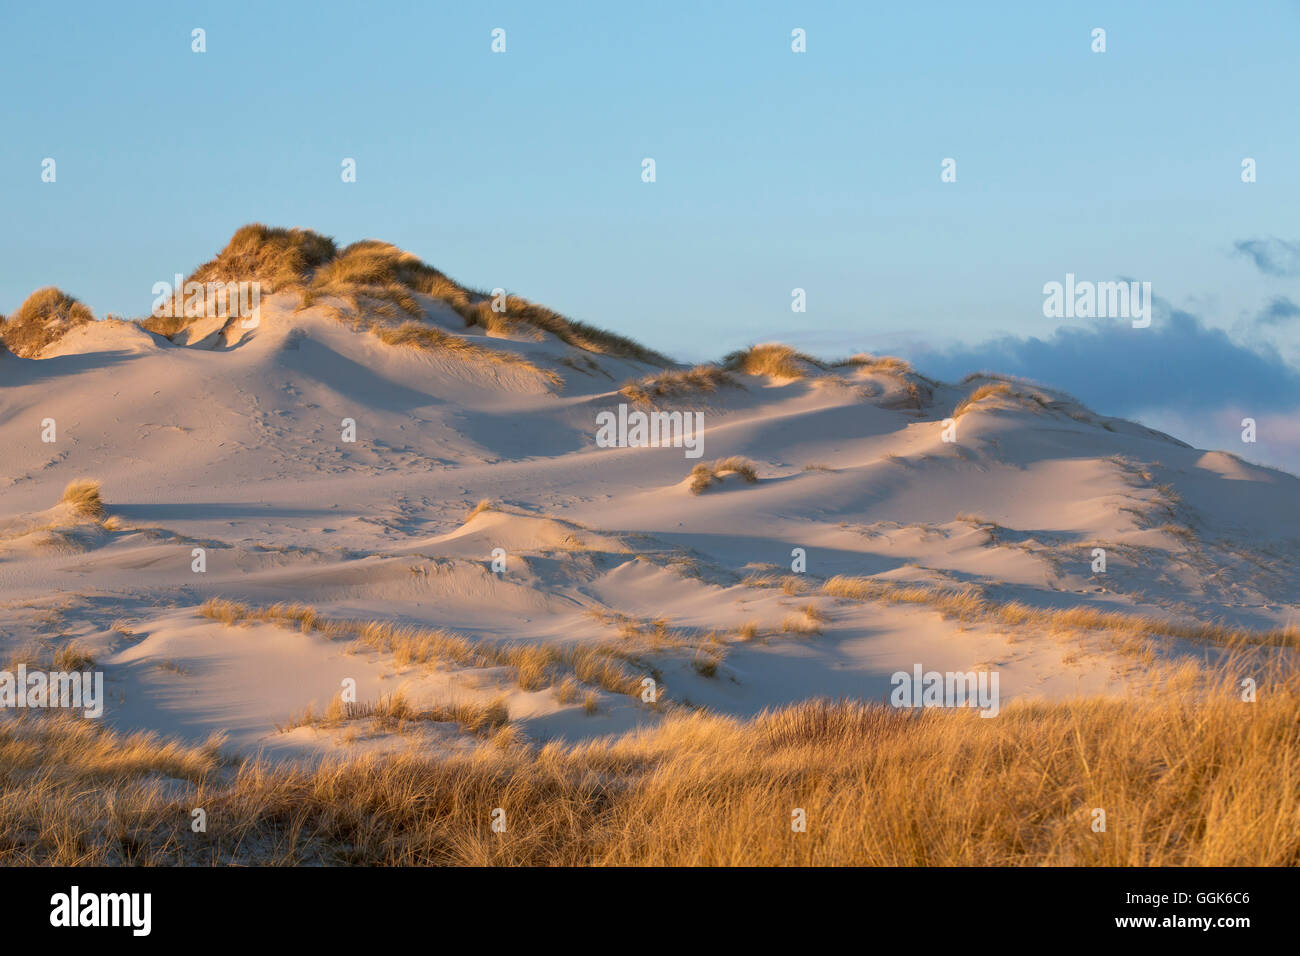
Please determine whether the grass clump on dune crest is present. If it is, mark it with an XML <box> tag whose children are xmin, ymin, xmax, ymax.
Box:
<box><xmin>3</xmin><ymin>666</ymin><xmax>1298</xmax><ymax>864</ymax></box>
<box><xmin>834</xmin><ymin>353</ymin><xmax>916</xmax><ymax>376</ymax></box>
<box><xmin>187</xmin><ymin>223</ymin><xmax>338</xmax><ymax>293</ymax></box>
<box><xmin>59</xmin><ymin>479</ymin><xmax>105</xmax><ymax>520</ymax></box>
<box><xmin>953</xmin><ymin>382</ymin><xmax>1013</xmax><ymax>417</ymax></box>
<box><xmin>953</xmin><ymin>380</ymin><xmax>1058</xmax><ymax>418</ymax></box>
<box><xmin>834</xmin><ymin>353</ymin><xmax>936</xmax><ymax>409</ymax></box>
<box><xmin>723</xmin><ymin>343</ymin><xmax>821</xmax><ymax>380</ymax></box>
<box><xmin>141</xmin><ymin>224</ymin><xmax>672</xmax><ymax>365</ymax></box>
<box><xmin>460</xmin><ymin>292</ymin><xmax>672</xmax><ymax>365</ymax></box>
<box><xmin>689</xmin><ymin>457</ymin><xmax>759</xmax><ymax>494</ymax></box>
<box><xmin>619</xmin><ymin>364</ymin><xmax>740</xmax><ymax>406</ymax></box>
<box><xmin>0</xmin><ymin>287</ymin><xmax>95</xmax><ymax>357</ymax></box>
<box><xmin>465</xmin><ymin>498</ymin><xmax>497</xmax><ymax>521</ymax></box>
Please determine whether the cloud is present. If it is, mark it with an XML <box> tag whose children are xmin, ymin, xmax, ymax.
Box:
<box><xmin>1255</xmin><ymin>295</ymin><xmax>1300</xmax><ymax>326</ymax></box>
<box><xmin>1233</xmin><ymin>238</ymin><xmax>1300</xmax><ymax>277</ymax></box>
<box><xmin>896</xmin><ymin>305</ymin><xmax>1300</xmax><ymax>475</ymax></box>
<box><xmin>905</xmin><ymin>306</ymin><xmax>1300</xmax><ymax>414</ymax></box>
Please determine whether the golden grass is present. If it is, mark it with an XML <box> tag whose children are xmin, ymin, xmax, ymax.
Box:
<box><xmin>723</xmin><ymin>343</ymin><xmax>819</xmax><ymax>379</ymax></box>
<box><xmin>281</xmin><ymin>690</ymin><xmax>510</xmax><ymax>737</ymax></box>
<box><xmin>59</xmin><ymin>479</ymin><xmax>105</xmax><ymax>520</ymax></box>
<box><xmin>0</xmin><ymin>287</ymin><xmax>95</xmax><ymax>357</ymax></box>
<box><xmin>140</xmin><ymin>224</ymin><xmax>671</xmax><ymax>365</ymax></box>
<box><xmin>780</xmin><ymin>615</ymin><xmax>822</xmax><ymax>636</ymax></box>
<box><xmin>619</xmin><ymin>365</ymin><xmax>739</xmax><ymax>406</ymax></box>
<box><xmin>460</xmin><ymin>292</ymin><xmax>672</xmax><ymax>365</ymax></box>
<box><xmin>688</xmin><ymin>457</ymin><xmax>760</xmax><ymax>494</ymax></box>
<box><xmin>187</xmin><ymin>223</ymin><xmax>337</xmax><ymax>294</ymax></box>
<box><xmin>954</xmin><ymin>381</ymin><xmax>1057</xmax><ymax>418</ymax></box>
<box><xmin>953</xmin><ymin>382</ymin><xmax>1013</xmax><ymax>417</ymax></box>
<box><xmin>465</xmin><ymin>498</ymin><xmax>497</xmax><ymax>521</ymax></box>
<box><xmin>779</xmin><ymin>604</ymin><xmax>826</xmax><ymax>636</ymax></box>
<box><xmin>835</xmin><ymin>353</ymin><xmax>916</xmax><ymax>375</ymax></box>
<box><xmin>370</xmin><ymin>323</ymin><xmax>561</xmax><ymax>386</ymax></box>
<box><xmin>822</xmin><ymin>575</ymin><xmax>1300</xmax><ymax>649</ymax></box>
<box><xmin>3</xmin><ymin>665</ymin><xmax>1297</xmax><ymax>865</ymax></box>
<box><xmin>198</xmin><ymin>600</ymin><xmax>645</xmax><ymax>697</ymax></box>
<box><xmin>52</xmin><ymin>642</ymin><xmax>95</xmax><ymax>671</ymax></box>
<box><xmin>742</xmin><ymin>572</ymin><xmax>809</xmax><ymax>595</ymax></box>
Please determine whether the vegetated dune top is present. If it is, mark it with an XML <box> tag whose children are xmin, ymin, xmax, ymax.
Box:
<box><xmin>0</xmin><ymin>285</ymin><xmax>95</xmax><ymax>358</ymax></box>
<box><xmin>2</xmin><ymin>224</ymin><xmax>1298</xmax><ymax>763</ymax></box>
<box><xmin>0</xmin><ymin>225</ymin><xmax>1141</xmax><ymax>419</ymax></box>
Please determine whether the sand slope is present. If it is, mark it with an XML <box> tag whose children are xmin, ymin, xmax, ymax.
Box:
<box><xmin>2</xmin><ymin>291</ymin><xmax>1297</xmax><ymax>759</ymax></box>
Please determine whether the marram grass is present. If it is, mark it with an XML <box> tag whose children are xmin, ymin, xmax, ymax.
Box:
<box><xmin>0</xmin><ymin>664</ymin><xmax>1295</xmax><ymax>865</ymax></box>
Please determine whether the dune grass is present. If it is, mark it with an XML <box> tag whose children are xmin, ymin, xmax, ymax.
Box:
<box><xmin>953</xmin><ymin>382</ymin><xmax>1014</xmax><ymax>417</ymax></box>
<box><xmin>280</xmin><ymin>690</ymin><xmax>511</xmax><ymax>737</ymax></box>
<box><xmin>832</xmin><ymin>353</ymin><xmax>936</xmax><ymax>409</ymax></box>
<box><xmin>954</xmin><ymin>380</ymin><xmax>1063</xmax><ymax>419</ymax></box>
<box><xmin>2</xmin><ymin>663</ymin><xmax>1297</xmax><ymax>865</ymax></box>
<box><xmin>688</xmin><ymin>457</ymin><xmax>760</xmax><ymax>494</ymax></box>
<box><xmin>835</xmin><ymin>353</ymin><xmax>916</xmax><ymax>375</ymax></box>
<box><xmin>51</xmin><ymin>642</ymin><xmax>95</xmax><ymax>671</ymax></box>
<box><xmin>459</xmin><ymin>291</ymin><xmax>672</xmax><ymax>365</ymax></box>
<box><xmin>58</xmin><ymin>479</ymin><xmax>105</xmax><ymax>520</ymax></box>
<box><xmin>198</xmin><ymin>599</ymin><xmax>646</xmax><ymax>697</ymax></box>
<box><xmin>465</xmin><ymin>498</ymin><xmax>497</xmax><ymax>521</ymax></box>
<box><xmin>150</xmin><ymin>225</ymin><xmax>671</xmax><ymax>365</ymax></box>
<box><xmin>822</xmin><ymin>575</ymin><xmax>1300</xmax><ymax>649</ymax></box>
<box><xmin>619</xmin><ymin>365</ymin><xmax>740</xmax><ymax>406</ymax></box>
<box><xmin>0</xmin><ymin>287</ymin><xmax>95</xmax><ymax>357</ymax></box>
<box><xmin>187</xmin><ymin>223</ymin><xmax>338</xmax><ymax>293</ymax></box>
<box><xmin>723</xmin><ymin>343</ymin><xmax>820</xmax><ymax>379</ymax></box>
<box><xmin>370</xmin><ymin>322</ymin><xmax>561</xmax><ymax>386</ymax></box>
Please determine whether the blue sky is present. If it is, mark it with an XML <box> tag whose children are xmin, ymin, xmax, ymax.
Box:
<box><xmin>4</xmin><ymin>1</ymin><xmax>1300</xmax><ymax>468</ymax></box>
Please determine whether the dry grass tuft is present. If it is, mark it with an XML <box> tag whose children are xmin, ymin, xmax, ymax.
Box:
<box><xmin>465</xmin><ymin>498</ymin><xmax>497</xmax><ymax>522</ymax></box>
<box><xmin>743</xmin><ymin>573</ymin><xmax>809</xmax><ymax>595</ymax></box>
<box><xmin>187</xmin><ymin>223</ymin><xmax>337</xmax><ymax>293</ymax></box>
<box><xmin>954</xmin><ymin>382</ymin><xmax>1013</xmax><ymax>417</ymax></box>
<box><xmin>283</xmin><ymin>690</ymin><xmax>510</xmax><ymax>737</ymax></box>
<box><xmin>780</xmin><ymin>605</ymin><xmax>824</xmax><ymax>636</ymax></box>
<box><xmin>0</xmin><ymin>287</ymin><xmax>95</xmax><ymax>357</ymax></box>
<box><xmin>688</xmin><ymin>457</ymin><xmax>760</xmax><ymax>494</ymax></box>
<box><xmin>52</xmin><ymin>642</ymin><xmax>95</xmax><ymax>671</ymax></box>
<box><xmin>723</xmin><ymin>343</ymin><xmax>820</xmax><ymax>379</ymax></box>
<box><xmin>619</xmin><ymin>365</ymin><xmax>739</xmax><ymax>406</ymax></box>
<box><xmin>953</xmin><ymin>381</ymin><xmax>1057</xmax><ymax>418</ymax></box>
<box><xmin>59</xmin><ymin>479</ymin><xmax>105</xmax><ymax>520</ymax></box>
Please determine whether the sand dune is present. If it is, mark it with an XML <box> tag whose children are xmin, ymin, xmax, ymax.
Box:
<box><xmin>2</xmin><ymin>227</ymin><xmax>1297</xmax><ymax>769</ymax></box>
